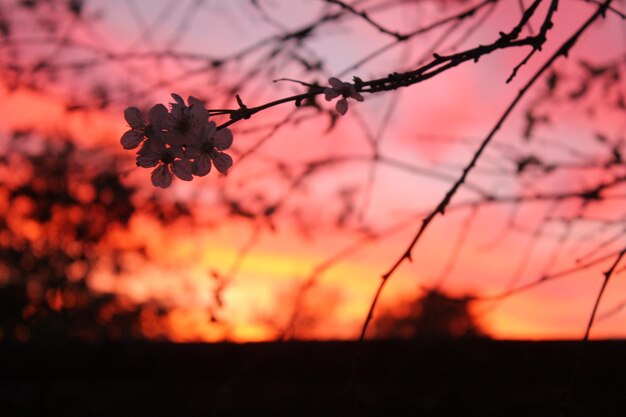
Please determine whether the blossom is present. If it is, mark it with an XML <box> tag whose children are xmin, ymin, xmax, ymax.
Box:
<box><xmin>120</xmin><ymin>104</ymin><xmax>168</xmax><ymax>149</ymax></box>
<box><xmin>324</xmin><ymin>77</ymin><xmax>364</xmax><ymax>115</ymax></box>
<box><xmin>136</xmin><ymin>135</ymin><xmax>193</xmax><ymax>188</ymax></box>
<box><xmin>120</xmin><ymin>93</ymin><xmax>237</xmax><ymax>187</ymax></box>
<box><xmin>163</xmin><ymin>93</ymin><xmax>209</xmax><ymax>147</ymax></box>
<box><xmin>186</xmin><ymin>121</ymin><xmax>233</xmax><ymax>176</ymax></box>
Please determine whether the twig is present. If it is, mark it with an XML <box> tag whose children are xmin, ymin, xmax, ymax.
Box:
<box><xmin>561</xmin><ymin>243</ymin><xmax>626</xmax><ymax>416</ymax></box>
<box><xmin>358</xmin><ymin>0</ymin><xmax>613</xmax><ymax>342</ymax></box>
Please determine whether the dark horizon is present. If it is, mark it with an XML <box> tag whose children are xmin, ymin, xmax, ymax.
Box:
<box><xmin>2</xmin><ymin>339</ymin><xmax>624</xmax><ymax>416</ymax></box>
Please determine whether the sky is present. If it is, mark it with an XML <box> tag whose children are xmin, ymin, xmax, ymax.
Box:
<box><xmin>1</xmin><ymin>0</ymin><xmax>626</xmax><ymax>341</ymax></box>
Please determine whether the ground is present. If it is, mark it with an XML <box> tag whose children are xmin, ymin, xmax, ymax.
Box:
<box><xmin>1</xmin><ymin>340</ymin><xmax>624</xmax><ymax>416</ymax></box>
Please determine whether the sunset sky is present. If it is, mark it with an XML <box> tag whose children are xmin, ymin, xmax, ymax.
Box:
<box><xmin>2</xmin><ymin>0</ymin><xmax>626</xmax><ymax>342</ymax></box>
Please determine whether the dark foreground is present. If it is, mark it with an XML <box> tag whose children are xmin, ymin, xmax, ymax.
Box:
<box><xmin>1</xmin><ymin>340</ymin><xmax>625</xmax><ymax>417</ymax></box>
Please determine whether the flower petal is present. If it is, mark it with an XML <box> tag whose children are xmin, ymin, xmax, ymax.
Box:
<box><xmin>188</xmin><ymin>96</ymin><xmax>204</xmax><ymax>107</ymax></box>
<box><xmin>212</xmin><ymin>152</ymin><xmax>233</xmax><ymax>174</ymax></box>
<box><xmin>124</xmin><ymin>107</ymin><xmax>145</xmax><ymax>129</ymax></box>
<box><xmin>328</xmin><ymin>77</ymin><xmax>343</xmax><ymax>89</ymax></box>
<box><xmin>171</xmin><ymin>93</ymin><xmax>185</xmax><ymax>106</ymax></box>
<box><xmin>162</xmin><ymin>106</ymin><xmax>180</xmax><ymax>130</ymax></box>
<box><xmin>138</xmin><ymin>135</ymin><xmax>166</xmax><ymax>156</ymax></box>
<box><xmin>351</xmin><ymin>92</ymin><xmax>365</xmax><ymax>102</ymax></box>
<box><xmin>193</xmin><ymin>154</ymin><xmax>212</xmax><ymax>177</ymax></box>
<box><xmin>151</xmin><ymin>164</ymin><xmax>173</xmax><ymax>188</ymax></box>
<box><xmin>121</xmin><ymin>129</ymin><xmax>144</xmax><ymax>150</ymax></box>
<box><xmin>189</xmin><ymin>102</ymin><xmax>209</xmax><ymax>126</ymax></box>
<box><xmin>214</xmin><ymin>128</ymin><xmax>233</xmax><ymax>150</ymax></box>
<box><xmin>203</xmin><ymin>121</ymin><xmax>217</xmax><ymax>143</ymax></box>
<box><xmin>184</xmin><ymin>144</ymin><xmax>201</xmax><ymax>159</ymax></box>
<box><xmin>172</xmin><ymin>159</ymin><xmax>193</xmax><ymax>181</ymax></box>
<box><xmin>336</xmin><ymin>98</ymin><xmax>348</xmax><ymax>115</ymax></box>
<box><xmin>164</xmin><ymin>131</ymin><xmax>185</xmax><ymax>148</ymax></box>
<box><xmin>148</xmin><ymin>104</ymin><xmax>168</xmax><ymax>126</ymax></box>
<box><xmin>324</xmin><ymin>87</ymin><xmax>340</xmax><ymax>101</ymax></box>
<box><xmin>169</xmin><ymin>146</ymin><xmax>185</xmax><ymax>160</ymax></box>
<box><xmin>136</xmin><ymin>154</ymin><xmax>160</xmax><ymax>168</ymax></box>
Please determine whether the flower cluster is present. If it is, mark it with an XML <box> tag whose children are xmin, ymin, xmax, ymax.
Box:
<box><xmin>121</xmin><ymin>94</ymin><xmax>233</xmax><ymax>188</ymax></box>
<box><xmin>324</xmin><ymin>77</ymin><xmax>364</xmax><ymax>115</ymax></box>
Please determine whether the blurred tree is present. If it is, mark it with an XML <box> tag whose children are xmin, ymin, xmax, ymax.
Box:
<box><xmin>372</xmin><ymin>289</ymin><xmax>484</xmax><ymax>340</ymax></box>
<box><xmin>0</xmin><ymin>132</ymin><xmax>176</xmax><ymax>342</ymax></box>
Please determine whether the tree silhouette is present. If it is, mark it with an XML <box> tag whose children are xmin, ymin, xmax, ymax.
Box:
<box><xmin>0</xmin><ymin>132</ymin><xmax>181</xmax><ymax>342</ymax></box>
<box><xmin>372</xmin><ymin>289</ymin><xmax>484</xmax><ymax>340</ymax></box>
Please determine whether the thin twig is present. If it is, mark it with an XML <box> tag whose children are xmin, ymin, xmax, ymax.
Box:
<box><xmin>359</xmin><ymin>0</ymin><xmax>613</xmax><ymax>341</ymax></box>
